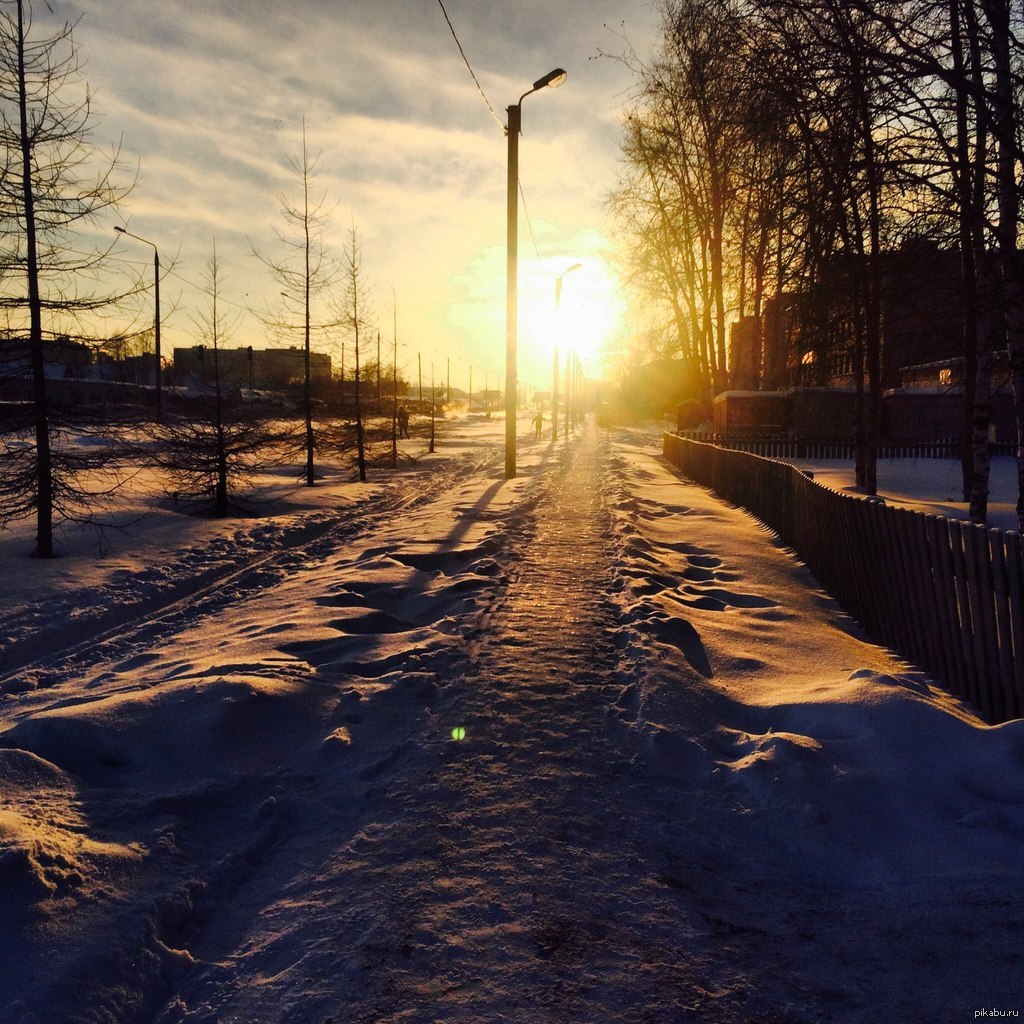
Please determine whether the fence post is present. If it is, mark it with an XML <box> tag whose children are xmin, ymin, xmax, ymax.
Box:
<box><xmin>923</xmin><ymin>514</ymin><xmax>968</xmax><ymax>698</ymax></box>
<box><xmin>1005</xmin><ymin>532</ymin><xmax>1024</xmax><ymax>716</ymax></box>
<box><xmin>989</xmin><ymin>529</ymin><xmax>1020</xmax><ymax>721</ymax></box>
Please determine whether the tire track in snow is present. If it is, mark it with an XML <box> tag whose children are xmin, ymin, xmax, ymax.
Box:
<box><xmin>0</xmin><ymin>444</ymin><xmax>500</xmax><ymax>705</ymax></box>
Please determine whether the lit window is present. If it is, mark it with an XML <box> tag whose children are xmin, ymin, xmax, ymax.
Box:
<box><xmin>801</xmin><ymin>351</ymin><xmax>816</xmax><ymax>365</ymax></box>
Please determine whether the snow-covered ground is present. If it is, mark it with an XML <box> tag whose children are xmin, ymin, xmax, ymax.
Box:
<box><xmin>785</xmin><ymin>454</ymin><xmax>1020</xmax><ymax>533</ymax></box>
<box><xmin>1</xmin><ymin>415</ymin><xmax>1022</xmax><ymax>1023</ymax></box>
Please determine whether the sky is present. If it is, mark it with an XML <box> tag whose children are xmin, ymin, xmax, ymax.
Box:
<box><xmin>44</xmin><ymin>0</ymin><xmax>662</xmax><ymax>390</ymax></box>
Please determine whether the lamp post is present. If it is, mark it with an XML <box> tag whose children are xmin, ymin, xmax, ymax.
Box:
<box><xmin>551</xmin><ymin>262</ymin><xmax>581</xmax><ymax>443</ymax></box>
<box><xmin>115</xmin><ymin>226</ymin><xmax>161</xmax><ymax>419</ymax></box>
<box><xmin>505</xmin><ymin>67</ymin><xmax>567</xmax><ymax>479</ymax></box>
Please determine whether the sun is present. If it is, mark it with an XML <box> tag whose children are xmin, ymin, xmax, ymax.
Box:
<box><xmin>519</xmin><ymin>257</ymin><xmax>625</xmax><ymax>384</ymax></box>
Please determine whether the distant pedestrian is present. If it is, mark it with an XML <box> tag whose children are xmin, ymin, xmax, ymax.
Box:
<box><xmin>533</xmin><ymin>410</ymin><xmax>543</xmax><ymax>440</ymax></box>
<box><xmin>397</xmin><ymin>405</ymin><xmax>410</xmax><ymax>438</ymax></box>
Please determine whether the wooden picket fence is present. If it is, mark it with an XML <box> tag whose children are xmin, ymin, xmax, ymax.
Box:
<box><xmin>663</xmin><ymin>433</ymin><xmax>1024</xmax><ymax>723</ymax></box>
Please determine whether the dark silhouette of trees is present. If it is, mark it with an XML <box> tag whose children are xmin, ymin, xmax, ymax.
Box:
<box><xmin>0</xmin><ymin>0</ymin><xmax>137</xmax><ymax>556</ymax></box>
<box><xmin>613</xmin><ymin>0</ymin><xmax>1024</xmax><ymax>519</ymax></box>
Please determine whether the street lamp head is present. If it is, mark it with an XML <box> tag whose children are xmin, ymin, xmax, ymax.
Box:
<box><xmin>566</xmin><ymin>262</ymin><xmax>583</xmax><ymax>275</ymax></box>
<box><xmin>533</xmin><ymin>68</ymin><xmax>567</xmax><ymax>91</ymax></box>
<box><xmin>113</xmin><ymin>225</ymin><xmax>126</xmax><ymax>233</ymax></box>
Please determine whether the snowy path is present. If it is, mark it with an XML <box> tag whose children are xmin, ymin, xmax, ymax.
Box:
<box><xmin>305</xmin><ymin>427</ymin><xmax>712</xmax><ymax>1021</ymax></box>
<box><xmin>2</xmin><ymin>419</ymin><xmax>1024</xmax><ymax>1023</ymax></box>
<box><xmin>156</xmin><ymin>425</ymin><xmax>789</xmax><ymax>1024</ymax></box>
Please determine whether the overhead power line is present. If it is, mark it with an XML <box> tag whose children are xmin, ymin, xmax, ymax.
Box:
<box><xmin>434</xmin><ymin>1</ymin><xmax>551</xmax><ymax>273</ymax></box>
<box><xmin>436</xmin><ymin>0</ymin><xmax>504</xmax><ymax>130</ymax></box>
<box><xmin>518</xmin><ymin>181</ymin><xmax>544</xmax><ymax>264</ymax></box>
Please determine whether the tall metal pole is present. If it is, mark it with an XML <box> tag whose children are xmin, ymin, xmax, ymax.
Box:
<box><xmin>552</xmin><ymin>262</ymin><xmax>580</xmax><ymax>444</ymax></box>
<box><xmin>552</xmin><ymin>275</ymin><xmax>562</xmax><ymax>442</ymax></box>
<box><xmin>565</xmin><ymin>348</ymin><xmax>571</xmax><ymax>438</ymax></box>
<box><xmin>153</xmin><ymin>246</ymin><xmax>161</xmax><ymax>418</ymax></box>
<box><xmin>114</xmin><ymin>226</ymin><xmax>161</xmax><ymax>420</ymax></box>
<box><xmin>391</xmin><ymin>290</ymin><xmax>398</xmax><ymax>467</ymax></box>
<box><xmin>430</xmin><ymin>362</ymin><xmax>436</xmax><ymax>453</ymax></box>
<box><xmin>503</xmin><ymin>68</ymin><xmax>566</xmax><ymax>478</ymax></box>
<box><xmin>505</xmin><ymin>102</ymin><xmax>521</xmax><ymax>478</ymax></box>
<box><xmin>572</xmin><ymin>352</ymin><xmax>579</xmax><ymax>432</ymax></box>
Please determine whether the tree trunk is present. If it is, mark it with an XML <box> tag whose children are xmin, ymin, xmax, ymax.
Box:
<box><xmin>355</xmin><ymin>322</ymin><xmax>366</xmax><ymax>482</ymax></box>
<box><xmin>983</xmin><ymin>0</ymin><xmax>1024</xmax><ymax>531</ymax></box>
<box><xmin>302</xmin><ymin>126</ymin><xmax>316</xmax><ymax>487</ymax></box>
<box><xmin>17</xmin><ymin>0</ymin><xmax>52</xmax><ymax>556</ymax></box>
<box><xmin>959</xmin><ymin>0</ymin><xmax>994</xmax><ymax>519</ymax></box>
<box><xmin>213</xmin><ymin>339</ymin><xmax>228</xmax><ymax>518</ymax></box>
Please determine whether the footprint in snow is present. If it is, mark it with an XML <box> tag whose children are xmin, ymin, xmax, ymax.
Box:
<box><xmin>679</xmin><ymin>585</ymin><xmax>778</xmax><ymax>610</ymax></box>
<box><xmin>645</xmin><ymin>616</ymin><xmax>713</xmax><ymax>677</ymax></box>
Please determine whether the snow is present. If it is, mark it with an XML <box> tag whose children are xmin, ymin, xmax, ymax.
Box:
<box><xmin>1</xmin><ymin>415</ymin><xmax>1023</xmax><ymax>1023</ymax></box>
<box><xmin>785</xmin><ymin>453</ymin><xmax>1020</xmax><ymax>533</ymax></box>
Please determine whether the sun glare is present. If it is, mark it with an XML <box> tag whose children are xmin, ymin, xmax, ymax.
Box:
<box><xmin>519</xmin><ymin>258</ymin><xmax>624</xmax><ymax>382</ymax></box>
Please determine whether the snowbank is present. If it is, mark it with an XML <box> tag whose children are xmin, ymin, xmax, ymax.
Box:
<box><xmin>1</xmin><ymin>417</ymin><xmax>1022</xmax><ymax>1021</ymax></box>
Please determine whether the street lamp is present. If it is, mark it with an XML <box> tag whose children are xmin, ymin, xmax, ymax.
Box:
<box><xmin>115</xmin><ymin>225</ymin><xmax>161</xmax><ymax>419</ymax></box>
<box><xmin>552</xmin><ymin>262</ymin><xmax>581</xmax><ymax>443</ymax></box>
<box><xmin>505</xmin><ymin>67</ymin><xmax>567</xmax><ymax>479</ymax></box>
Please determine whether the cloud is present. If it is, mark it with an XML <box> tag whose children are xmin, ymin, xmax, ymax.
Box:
<box><xmin>40</xmin><ymin>0</ymin><xmax>659</xmax><ymax>376</ymax></box>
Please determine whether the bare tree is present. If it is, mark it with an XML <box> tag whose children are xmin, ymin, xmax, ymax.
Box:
<box><xmin>0</xmin><ymin>0</ymin><xmax>137</xmax><ymax>556</ymax></box>
<box><xmin>338</xmin><ymin>219</ymin><xmax>373</xmax><ymax>481</ymax></box>
<box><xmin>149</xmin><ymin>245</ymin><xmax>285</xmax><ymax>517</ymax></box>
<box><xmin>251</xmin><ymin>118</ymin><xmax>339</xmax><ymax>487</ymax></box>
<box><xmin>978</xmin><ymin>0</ymin><xmax>1024</xmax><ymax>531</ymax></box>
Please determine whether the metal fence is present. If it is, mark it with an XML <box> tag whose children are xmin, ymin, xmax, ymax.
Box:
<box><xmin>663</xmin><ymin>433</ymin><xmax>1024</xmax><ymax>723</ymax></box>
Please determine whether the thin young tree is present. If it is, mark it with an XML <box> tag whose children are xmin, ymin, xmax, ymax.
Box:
<box><xmin>338</xmin><ymin>220</ymin><xmax>373</xmax><ymax>481</ymax></box>
<box><xmin>0</xmin><ymin>0</ymin><xmax>136</xmax><ymax>556</ymax></box>
<box><xmin>149</xmin><ymin>244</ymin><xmax>281</xmax><ymax>517</ymax></box>
<box><xmin>251</xmin><ymin>118</ymin><xmax>338</xmax><ymax>487</ymax></box>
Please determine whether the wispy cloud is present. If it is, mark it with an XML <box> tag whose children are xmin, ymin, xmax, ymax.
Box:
<box><xmin>47</xmin><ymin>0</ymin><xmax>658</xmax><ymax>383</ymax></box>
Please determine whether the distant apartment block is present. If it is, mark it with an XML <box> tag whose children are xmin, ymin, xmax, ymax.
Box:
<box><xmin>172</xmin><ymin>345</ymin><xmax>332</xmax><ymax>389</ymax></box>
<box><xmin>0</xmin><ymin>335</ymin><xmax>92</xmax><ymax>378</ymax></box>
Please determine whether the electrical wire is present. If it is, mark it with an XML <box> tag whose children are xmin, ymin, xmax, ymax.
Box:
<box><xmin>434</xmin><ymin>2</ymin><xmax>549</xmax><ymax>273</ymax></box>
<box><xmin>436</xmin><ymin>0</ymin><xmax>505</xmax><ymax>131</ymax></box>
<box><xmin>518</xmin><ymin>181</ymin><xmax>544</xmax><ymax>264</ymax></box>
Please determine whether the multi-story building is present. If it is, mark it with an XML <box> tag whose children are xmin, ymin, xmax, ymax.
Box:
<box><xmin>172</xmin><ymin>345</ymin><xmax>332</xmax><ymax>389</ymax></box>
